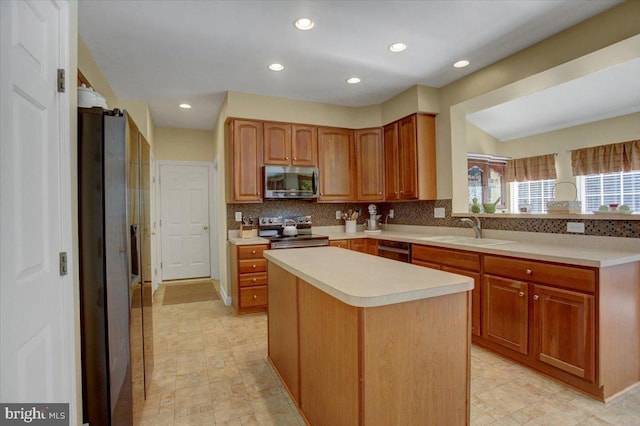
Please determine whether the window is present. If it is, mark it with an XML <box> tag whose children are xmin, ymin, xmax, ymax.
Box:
<box><xmin>579</xmin><ymin>171</ymin><xmax>640</xmax><ymax>212</ymax></box>
<box><xmin>511</xmin><ymin>179</ymin><xmax>556</xmax><ymax>213</ymax></box>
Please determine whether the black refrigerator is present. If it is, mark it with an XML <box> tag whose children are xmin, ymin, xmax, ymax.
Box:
<box><xmin>78</xmin><ymin>107</ymin><xmax>132</xmax><ymax>426</ymax></box>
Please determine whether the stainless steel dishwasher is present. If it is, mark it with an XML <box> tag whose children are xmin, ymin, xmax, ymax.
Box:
<box><xmin>377</xmin><ymin>239</ymin><xmax>411</xmax><ymax>263</ymax></box>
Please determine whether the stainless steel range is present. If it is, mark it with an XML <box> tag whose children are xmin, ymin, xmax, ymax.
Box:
<box><xmin>259</xmin><ymin>215</ymin><xmax>329</xmax><ymax>249</ymax></box>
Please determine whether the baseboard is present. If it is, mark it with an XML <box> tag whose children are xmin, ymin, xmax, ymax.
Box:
<box><xmin>219</xmin><ymin>284</ymin><xmax>232</xmax><ymax>306</ymax></box>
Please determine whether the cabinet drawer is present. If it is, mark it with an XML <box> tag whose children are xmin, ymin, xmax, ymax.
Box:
<box><xmin>484</xmin><ymin>255</ymin><xmax>596</xmax><ymax>293</ymax></box>
<box><xmin>239</xmin><ymin>272</ymin><xmax>267</xmax><ymax>288</ymax></box>
<box><xmin>240</xmin><ymin>286</ymin><xmax>267</xmax><ymax>307</ymax></box>
<box><xmin>412</xmin><ymin>244</ymin><xmax>480</xmax><ymax>271</ymax></box>
<box><xmin>238</xmin><ymin>244</ymin><xmax>267</xmax><ymax>260</ymax></box>
<box><xmin>239</xmin><ymin>259</ymin><xmax>267</xmax><ymax>274</ymax></box>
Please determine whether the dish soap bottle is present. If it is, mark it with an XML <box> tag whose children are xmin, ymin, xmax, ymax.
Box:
<box><xmin>471</xmin><ymin>197</ymin><xmax>481</xmax><ymax>213</ymax></box>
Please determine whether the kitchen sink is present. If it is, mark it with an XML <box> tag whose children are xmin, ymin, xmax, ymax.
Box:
<box><xmin>417</xmin><ymin>235</ymin><xmax>513</xmax><ymax>247</ymax></box>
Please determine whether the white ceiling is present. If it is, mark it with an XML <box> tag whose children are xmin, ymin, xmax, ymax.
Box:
<box><xmin>78</xmin><ymin>0</ymin><xmax>620</xmax><ymax>130</ymax></box>
<box><xmin>466</xmin><ymin>57</ymin><xmax>640</xmax><ymax>142</ymax></box>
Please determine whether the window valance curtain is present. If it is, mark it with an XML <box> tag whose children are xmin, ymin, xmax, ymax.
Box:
<box><xmin>571</xmin><ymin>140</ymin><xmax>640</xmax><ymax>176</ymax></box>
<box><xmin>505</xmin><ymin>154</ymin><xmax>557</xmax><ymax>183</ymax></box>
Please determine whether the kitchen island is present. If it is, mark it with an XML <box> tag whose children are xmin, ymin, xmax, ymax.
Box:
<box><xmin>264</xmin><ymin>246</ymin><xmax>474</xmax><ymax>426</ymax></box>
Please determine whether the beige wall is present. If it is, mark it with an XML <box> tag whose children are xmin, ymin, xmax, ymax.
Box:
<box><xmin>444</xmin><ymin>1</ymin><xmax>640</xmax><ymax>212</ymax></box>
<box><xmin>78</xmin><ymin>37</ymin><xmax>155</xmax><ymax>145</ymax></box>
<box><xmin>154</xmin><ymin>126</ymin><xmax>215</xmax><ymax>162</ymax></box>
<box><xmin>500</xmin><ymin>112</ymin><xmax>640</xmax><ymax>201</ymax></box>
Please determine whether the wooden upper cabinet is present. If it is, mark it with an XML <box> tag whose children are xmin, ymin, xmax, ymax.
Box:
<box><xmin>532</xmin><ymin>284</ymin><xmax>595</xmax><ymax>382</ymax></box>
<box><xmin>263</xmin><ymin>122</ymin><xmax>291</xmax><ymax>165</ymax></box>
<box><xmin>230</xmin><ymin>119</ymin><xmax>263</xmax><ymax>202</ymax></box>
<box><xmin>383</xmin><ymin>122</ymin><xmax>400</xmax><ymax>201</ymax></box>
<box><xmin>355</xmin><ymin>128</ymin><xmax>384</xmax><ymax>201</ymax></box>
<box><xmin>264</xmin><ymin>123</ymin><xmax>317</xmax><ymax>166</ymax></box>
<box><xmin>384</xmin><ymin>114</ymin><xmax>437</xmax><ymax>201</ymax></box>
<box><xmin>318</xmin><ymin>127</ymin><xmax>355</xmax><ymax>202</ymax></box>
<box><xmin>292</xmin><ymin>125</ymin><xmax>317</xmax><ymax>166</ymax></box>
<box><xmin>398</xmin><ymin>115</ymin><xmax>419</xmax><ymax>199</ymax></box>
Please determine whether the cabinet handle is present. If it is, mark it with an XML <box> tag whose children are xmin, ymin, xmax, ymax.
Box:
<box><xmin>252</xmin><ymin>264</ymin><xmax>257</xmax><ymax>269</ymax></box>
<box><xmin>293</xmin><ymin>157</ymin><xmax>297</xmax><ymax>161</ymax></box>
<box><xmin>251</xmin><ymin>250</ymin><xmax>256</xmax><ymax>254</ymax></box>
<box><xmin>533</xmin><ymin>295</ymin><xmax>539</xmax><ymax>301</ymax></box>
<box><xmin>379</xmin><ymin>192</ymin><xmax>382</xmax><ymax>195</ymax></box>
<box><xmin>518</xmin><ymin>291</ymin><xmax>525</xmax><ymax>297</ymax></box>
<box><xmin>286</xmin><ymin>156</ymin><xmax>289</xmax><ymax>160</ymax></box>
<box><xmin>252</xmin><ymin>278</ymin><xmax>257</xmax><ymax>282</ymax></box>
<box><xmin>400</xmin><ymin>191</ymin><xmax>404</xmax><ymax>194</ymax></box>
<box><xmin>253</xmin><ymin>294</ymin><xmax>258</xmax><ymax>300</ymax></box>
<box><xmin>525</xmin><ymin>269</ymin><xmax>532</xmax><ymax>275</ymax></box>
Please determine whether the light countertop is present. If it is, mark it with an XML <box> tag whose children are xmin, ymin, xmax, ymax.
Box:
<box><xmin>229</xmin><ymin>227</ymin><xmax>640</xmax><ymax>268</ymax></box>
<box><xmin>263</xmin><ymin>247</ymin><xmax>474</xmax><ymax>308</ymax></box>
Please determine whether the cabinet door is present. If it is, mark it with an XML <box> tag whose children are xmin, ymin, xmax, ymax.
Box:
<box><xmin>443</xmin><ymin>266</ymin><xmax>481</xmax><ymax>337</ymax></box>
<box><xmin>398</xmin><ymin>115</ymin><xmax>418</xmax><ymax>200</ymax></box>
<box><xmin>318</xmin><ymin>127</ymin><xmax>355</xmax><ymax>201</ymax></box>
<box><xmin>292</xmin><ymin>125</ymin><xmax>317</xmax><ymax>166</ymax></box>
<box><xmin>348</xmin><ymin>238</ymin><xmax>368</xmax><ymax>253</ymax></box>
<box><xmin>232</xmin><ymin>120</ymin><xmax>263</xmax><ymax>201</ymax></box>
<box><xmin>532</xmin><ymin>284</ymin><xmax>595</xmax><ymax>382</ymax></box>
<box><xmin>263</xmin><ymin>122</ymin><xmax>291</xmax><ymax>165</ymax></box>
<box><xmin>383</xmin><ymin>122</ymin><xmax>400</xmax><ymax>201</ymax></box>
<box><xmin>483</xmin><ymin>274</ymin><xmax>528</xmax><ymax>354</ymax></box>
<box><xmin>355</xmin><ymin>128</ymin><xmax>384</xmax><ymax>201</ymax></box>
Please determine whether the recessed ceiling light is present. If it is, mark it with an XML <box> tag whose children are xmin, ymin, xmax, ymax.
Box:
<box><xmin>269</xmin><ymin>63</ymin><xmax>285</xmax><ymax>71</ymax></box>
<box><xmin>453</xmin><ymin>60</ymin><xmax>470</xmax><ymax>68</ymax></box>
<box><xmin>388</xmin><ymin>42</ymin><xmax>407</xmax><ymax>53</ymax></box>
<box><xmin>346</xmin><ymin>77</ymin><xmax>361</xmax><ymax>84</ymax></box>
<box><xmin>179</xmin><ymin>103</ymin><xmax>191</xmax><ymax>109</ymax></box>
<box><xmin>294</xmin><ymin>17</ymin><xmax>315</xmax><ymax>31</ymax></box>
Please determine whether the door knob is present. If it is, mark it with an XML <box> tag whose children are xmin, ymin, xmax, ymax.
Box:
<box><xmin>118</xmin><ymin>246</ymin><xmax>125</xmax><ymax>253</ymax></box>
<box><xmin>204</xmin><ymin>225</ymin><xmax>209</xmax><ymax>230</ymax></box>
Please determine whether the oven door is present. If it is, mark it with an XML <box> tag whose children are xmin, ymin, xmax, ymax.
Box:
<box><xmin>264</xmin><ymin>166</ymin><xmax>318</xmax><ymax>199</ymax></box>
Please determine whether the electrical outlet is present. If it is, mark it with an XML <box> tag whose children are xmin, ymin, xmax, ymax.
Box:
<box><xmin>235</xmin><ymin>212</ymin><xmax>242</xmax><ymax>222</ymax></box>
<box><xmin>434</xmin><ymin>207</ymin><xmax>445</xmax><ymax>218</ymax></box>
<box><xmin>567</xmin><ymin>222</ymin><xmax>585</xmax><ymax>233</ymax></box>
<box><xmin>389</xmin><ymin>209</ymin><xmax>394</xmax><ymax>219</ymax></box>
<box><xmin>336</xmin><ymin>210</ymin><xmax>342</xmax><ymax>220</ymax></box>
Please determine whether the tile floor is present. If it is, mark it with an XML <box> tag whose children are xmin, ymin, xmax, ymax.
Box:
<box><xmin>134</xmin><ymin>282</ymin><xmax>640</xmax><ymax>425</ymax></box>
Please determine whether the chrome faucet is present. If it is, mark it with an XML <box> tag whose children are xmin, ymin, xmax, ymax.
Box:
<box><xmin>461</xmin><ymin>217</ymin><xmax>482</xmax><ymax>239</ymax></box>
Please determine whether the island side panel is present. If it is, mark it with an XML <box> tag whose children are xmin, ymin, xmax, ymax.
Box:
<box><xmin>362</xmin><ymin>291</ymin><xmax>470</xmax><ymax>426</ymax></box>
<box><xmin>599</xmin><ymin>261</ymin><xmax>640</xmax><ymax>401</ymax></box>
<box><xmin>267</xmin><ymin>263</ymin><xmax>300</xmax><ymax>403</ymax></box>
<box><xmin>298</xmin><ymin>280</ymin><xmax>359</xmax><ymax>426</ymax></box>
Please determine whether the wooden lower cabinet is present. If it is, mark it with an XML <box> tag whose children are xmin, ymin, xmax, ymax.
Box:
<box><xmin>367</xmin><ymin>239</ymin><xmax>379</xmax><ymax>256</ymax></box>
<box><xmin>329</xmin><ymin>239</ymin><xmax>348</xmax><ymax>249</ymax></box>
<box><xmin>413</xmin><ymin>244</ymin><xmax>482</xmax><ymax>336</ymax></box>
<box><xmin>230</xmin><ymin>243</ymin><xmax>268</xmax><ymax>314</ymax></box>
<box><xmin>267</xmin><ymin>262</ymin><xmax>470</xmax><ymax>426</ymax></box>
<box><xmin>483</xmin><ymin>274</ymin><xmax>528</xmax><ymax>355</ymax></box>
<box><xmin>532</xmin><ymin>284</ymin><xmax>595</xmax><ymax>382</ymax></box>
<box><xmin>348</xmin><ymin>238</ymin><xmax>367</xmax><ymax>253</ymax></box>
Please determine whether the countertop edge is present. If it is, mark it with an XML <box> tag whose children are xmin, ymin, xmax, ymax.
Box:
<box><xmin>264</xmin><ymin>249</ymin><xmax>474</xmax><ymax>308</ymax></box>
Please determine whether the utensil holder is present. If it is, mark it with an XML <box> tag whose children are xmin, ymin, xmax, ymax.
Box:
<box><xmin>345</xmin><ymin>220</ymin><xmax>356</xmax><ymax>233</ymax></box>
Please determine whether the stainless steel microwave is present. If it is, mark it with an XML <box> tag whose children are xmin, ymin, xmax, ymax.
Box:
<box><xmin>264</xmin><ymin>166</ymin><xmax>319</xmax><ymax>199</ymax></box>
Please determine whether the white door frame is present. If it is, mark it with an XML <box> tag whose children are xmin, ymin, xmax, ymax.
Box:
<box><xmin>211</xmin><ymin>159</ymin><xmax>220</xmax><ymax>281</ymax></box>
<box><xmin>0</xmin><ymin>0</ymin><xmax>77</xmax><ymax>420</ymax></box>
<box><xmin>156</xmin><ymin>160</ymin><xmax>215</xmax><ymax>283</ymax></box>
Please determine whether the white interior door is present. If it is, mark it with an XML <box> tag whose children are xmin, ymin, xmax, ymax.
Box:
<box><xmin>0</xmin><ymin>0</ymin><xmax>73</xmax><ymax>405</ymax></box>
<box><xmin>160</xmin><ymin>164</ymin><xmax>211</xmax><ymax>281</ymax></box>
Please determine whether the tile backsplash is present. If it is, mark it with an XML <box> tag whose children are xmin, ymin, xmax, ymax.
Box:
<box><xmin>226</xmin><ymin>199</ymin><xmax>640</xmax><ymax>238</ymax></box>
